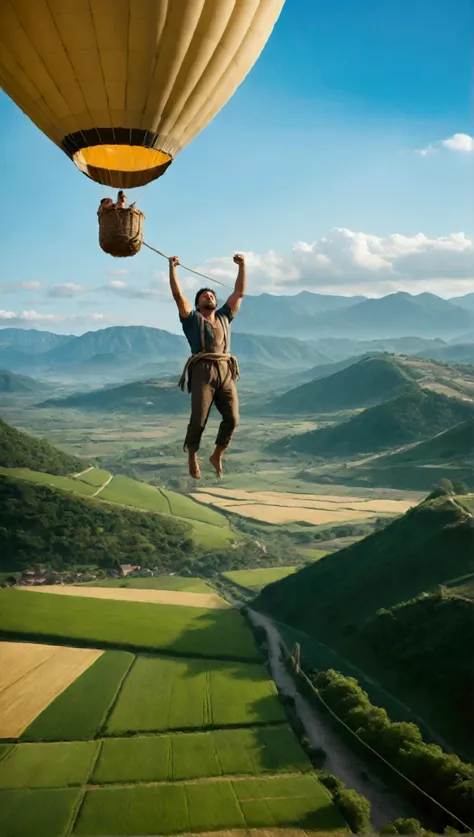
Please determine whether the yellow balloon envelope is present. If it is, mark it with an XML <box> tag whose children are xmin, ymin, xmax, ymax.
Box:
<box><xmin>0</xmin><ymin>0</ymin><xmax>285</xmax><ymax>188</ymax></box>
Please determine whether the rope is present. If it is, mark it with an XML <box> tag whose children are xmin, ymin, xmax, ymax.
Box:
<box><xmin>142</xmin><ymin>241</ymin><xmax>232</xmax><ymax>288</ymax></box>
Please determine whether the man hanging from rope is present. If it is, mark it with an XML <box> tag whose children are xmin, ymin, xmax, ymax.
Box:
<box><xmin>170</xmin><ymin>253</ymin><xmax>246</xmax><ymax>479</ymax></box>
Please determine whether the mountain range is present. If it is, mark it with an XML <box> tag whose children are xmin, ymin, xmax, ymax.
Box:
<box><xmin>233</xmin><ymin>291</ymin><xmax>473</xmax><ymax>339</ymax></box>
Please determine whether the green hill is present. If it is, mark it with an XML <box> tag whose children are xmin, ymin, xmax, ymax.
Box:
<box><xmin>267</xmin><ymin>389</ymin><xmax>474</xmax><ymax>459</ymax></box>
<box><xmin>256</xmin><ymin>496</ymin><xmax>474</xmax><ymax>747</ymax></box>
<box><xmin>41</xmin><ymin>378</ymin><xmax>189</xmax><ymax>413</ymax></box>
<box><xmin>0</xmin><ymin>369</ymin><xmax>48</xmax><ymax>394</ymax></box>
<box><xmin>0</xmin><ymin>418</ymin><xmax>83</xmax><ymax>474</ymax></box>
<box><xmin>0</xmin><ymin>474</ymin><xmax>191</xmax><ymax>573</ymax></box>
<box><xmin>263</xmin><ymin>355</ymin><xmax>415</xmax><ymax>415</ymax></box>
<box><xmin>376</xmin><ymin>418</ymin><xmax>474</xmax><ymax>465</ymax></box>
<box><xmin>256</xmin><ymin>495</ymin><xmax>474</xmax><ymax>637</ymax></box>
<box><xmin>361</xmin><ymin>589</ymin><xmax>474</xmax><ymax>735</ymax></box>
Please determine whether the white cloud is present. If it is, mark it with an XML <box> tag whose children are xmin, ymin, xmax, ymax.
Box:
<box><xmin>46</xmin><ymin>283</ymin><xmax>87</xmax><ymax>298</ymax></box>
<box><xmin>198</xmin><ymin>229</ymin><xmax>474</xmax><ymax>296</ymax></box>
<box><xmin>0</xmin><ymin>281</ymin><xmax>42</xmax><ymax>293</ymax></box>
<box><xmin>416</xmin><ymin>133</ymin><xmax>474</xmax><ymax>156</ymax></box>
<box><xmin>103</xmin><ymin>279</ymin><xmax>168</xmax><ymax>300</ymax></box>
<box><xmin>441</xmin><ymin>133</ymin><xmax>474</xmax><ymax>152</ymax></box>
<box><xmin>0</xmin><ymin>310</ymin><xmax>106</xmax><ymax>326</ymax></box>
<box><xmin>18</xmin><ymin>281</ymin><xmax>42</xmax><ymax>291</ymax></box>
<box><xmin>106</xmin><ymin>268</ymin><xmax>131</xmax><ymax>277</ymax></box>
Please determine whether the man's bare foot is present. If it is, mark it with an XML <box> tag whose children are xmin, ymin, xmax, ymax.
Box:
<box><xmin>188</xmin><ymin>453</ymin><xmax>201</xmax><ymax>479</ymax></box>
<box><xmin>209</xmin><ymin>452</ymin><xmax>223</xmax><ymax>477</ymax></box>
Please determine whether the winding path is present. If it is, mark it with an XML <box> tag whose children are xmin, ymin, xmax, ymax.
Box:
<box><xmin>92</xmin><ymin>474</ymin><xmax>113</xmax><ymax>497</ymax></box>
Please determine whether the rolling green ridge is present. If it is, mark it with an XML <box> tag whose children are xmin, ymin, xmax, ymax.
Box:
<box><xmin>256</xmin><ymin>496</ymin><xmax>474</xmax><ymax>744</ymax></box>
<box><xmin>375</xmin><ymin>418</ymin><xmax>474</xmax><ymax>464</ymax></box>
<box><xmin>262</xmin><ymin>355</ymin><xmax>415</xmax><ymax>414</ymax></box>
<box><xmin>0</xmin><ymin>418</ymin><xmax>83</xmax><ymax>475</ymax></box>
<box><xmin>0</xmin><ymin>475</ymin><xmax>192</xmax><ymax>572</ymax></box>
<box><xmin>268</xmin><ymin>389</ymin><xmax>474</xmax><ymax>458</ymax></box>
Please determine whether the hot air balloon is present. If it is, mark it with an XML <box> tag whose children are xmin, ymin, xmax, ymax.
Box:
<box><xmin>0</xmin><ymin>0</ymin><xmax>285</xmax><ymax>190</ymax></box>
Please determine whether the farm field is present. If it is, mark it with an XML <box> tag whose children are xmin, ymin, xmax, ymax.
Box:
<box><xmin>22</xmin><ymin>651</ymin><xmax>134</xmax><ymax>742</ymax></box>
<box><xmin>93</xmin><ymin>726</ymin><xmax>311</xmax><ymax>784</ymax></box>
<box><xmin>74</xmin><ymin>468</ymin><xmax>111</xmax><ymax>487</ymax></box>
<box><xmin>223</xmin><ymin>566</ymin><xmax>302</xmax><ymax>590</ymax></box>
<box><xmin>24</xmin><ymin>584</ymin><xmax>229</xmax><ymax>610</ymax></box>
<box><xmin>73</xmin><ymin>775</ymin><xmax>343</xmax><ymax>836</ymax></box>
<box><xmin>0</xmin><ymin>590</ymin><xmax>259</xmax><ymax>661</ymax></box>
<box><xmin>192</xmin><ymin>488</ymin><xmax>416</xmax><ymax>525</ymax></box>
<box><xmin>106</xmin><ymin>655</ymin><xmax>286</xmax><ymax>733</ymax></box>
<box><xmin>79</xmin><ymin>576</ymin><xmax>215</xmax><ymax>593</ymax></box>
<box><xmin>0</xmin><ymin>641</ymin><xmax>103</xmax><ymax>738</ymax></box>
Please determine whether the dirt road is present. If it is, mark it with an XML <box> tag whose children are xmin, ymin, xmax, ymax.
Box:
<box><xmin>248</xmin><ymin>608</ymin><xmax>411</xmax><ymax>830</ymax></box>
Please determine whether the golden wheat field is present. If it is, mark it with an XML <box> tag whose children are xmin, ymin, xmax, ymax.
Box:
<box><xmin>0</xmin><ymin>641</ymin><xmax>102</xmax><ymax>737</ymax></box>
<box><xmin>21</xmin><ymin>585</ymin><xmax>229</xmax><ymax>609</ymax></box>
<box><xmin>191</xmin><ymin>489</ymin><xmax>415</xmax><ymax>526</ymax></box>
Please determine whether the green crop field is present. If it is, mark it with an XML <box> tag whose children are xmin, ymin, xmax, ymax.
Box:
<box><xmin>0</xmin><ymin>467</ymin><xmax>96</xmax><ymax>497</ymax></box>
<box><xmin>0</xmin><ymin>787</ymin><xmax>82</xmax><ymax>837</ymax></box>
<box><xmin>100</xmin><ymin>475</ymin><xmax>169</xmax><ymax>511</ymax></box>
<box><xmin>0</xmin><ymin>741</ymin><xmax>99</xmax><ymax>789</ymax></box>
<box><xmin>94</xmin><ymin>726</ymin><xmax>311</xmax><ymax>784</ymax></box>
<box><xmin>0</xmin><ymin>590</ymin><xmax>259</xmax><ymax>661</ymax></box>
<box><xmin>161</xmin><ymin>487</ymin><xmax>228</xmax><ymax>527</ymax></box>
<box><xmin>78</xmin><ymin>576</ymin><xmax>214</xmax><ymax>593</ymax></box>
<box><xmin>106</xmin><ymin>655</ymin><xmax>285</xmax><ymax>734</ymax></box>
<box><xmin>73</xmin><ymin>775</ymin><xmax>343</xmax><ymax>835</ymax></box>
<box><xmin>74</xmin><ymin>468</ymin><xmax>111</xmax><ymax>487</ymax></box>
<box><xmin>22</xmin><ymin>652</ymin><xmax>134</xmax><ymax>741</ymax></box>
<box><xmin>181</xmin><ymin>516</ymin><xmax>235</xmax><ymax>547</ymax></box>
<box><xmin>223</xmin><ymin>566</ymin><xmax>301</xmax><ymax>590</ymax></box>
<box><xmin>0</xmin><ymin>745</ymin><xmax>12</xmax><ymax>762</ymax></box>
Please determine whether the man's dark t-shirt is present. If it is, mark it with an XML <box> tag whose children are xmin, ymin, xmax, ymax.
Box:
<box><xmin>180</xmin><ymin>303</ymin><xmax>234</xmax><ymax>354</ymax></box>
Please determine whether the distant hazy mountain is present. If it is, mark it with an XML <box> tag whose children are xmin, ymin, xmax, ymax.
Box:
<box><xmin>418</xmin><ymin>343</ymin><xmax>474</xmax><ymax>365</ymax></box>
<box><xmin>308</xmin><ymin>293</ymin><xmax>473</xmax><ymax>340</ymax></box>
<box><xmin>451</xmin><ymin>293</ymin><xmax>474</xmax><ymax>312</ymax></box>
<box><xmin>0</xmin><ymin>369</ymin><xmax>48</xmax><ymax>394</ymax></box>
<box><xmin>263</xmin><ymin>355</ymin><xmax>415</xmax><ymax>415</ymax></box>
<box><xmin>267</xmin><ymin>389</ymin><xmax>474</xmax><ymax>458</ymax></box>
<box><xmin>0</xmin><ymin>328</ymin><xmax>71</xmax><ymax>354</ymax></box>
<box><xmin>233</xmin><ymin>291</ymin><xmax>364</xmax><ymax>337</ymax></box>
<box><xmin>232</xmin><ymin>291</ymin><xmax>472</xmax><ymax>339</ymax></box>
<box><xmin>41</xmin><ymin>378</ymin><xmax>190</xmax><ymax>414</ymax></box>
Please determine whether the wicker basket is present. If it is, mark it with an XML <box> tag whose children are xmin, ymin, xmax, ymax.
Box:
<box><xmin>98</xmin><ymin>206</ymin><xmax>145</xmax><ymax>257</ymax></box>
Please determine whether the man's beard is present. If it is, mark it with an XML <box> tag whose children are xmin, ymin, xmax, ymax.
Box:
<box><xmin>202</xmin><ymin>301</ymin><xmax>216</xmax><ymax>310</ymax></box>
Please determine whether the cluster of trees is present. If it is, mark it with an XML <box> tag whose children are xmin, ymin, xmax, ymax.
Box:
<box><xmin>363</xmin><ymin>589</ymin><xmax>474</xmax><ymax>732</ymax></box>
<box><xmin>0</xmin><ymin>417</ymin><xmax>83</xmax><ymax>474</ymax></box>
<box><xmin>428</xmin><ymin>478</ymin><xmax>469</xmax><ymax>498</ymax></box>
<box><xmin>318</xmin><ymin>773</ymin><xmax>371</xmax><ymax>833</ymax></box>
<box><xmin>311</xmin><ymin>669</ymin><xmax>473</xmax><ymax>830</ymax></box>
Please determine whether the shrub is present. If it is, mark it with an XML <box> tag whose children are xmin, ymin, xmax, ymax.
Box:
<box><xmin>335</xmin><ymin>787</ymin><xmax>371</xmax><ymax>833</ymax></box>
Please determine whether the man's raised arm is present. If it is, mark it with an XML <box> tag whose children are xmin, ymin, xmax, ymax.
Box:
<box><xmin>169</xmin><ymin>256</ymin><xmax>192</xmax><ymax>318</ymax></box>
<box><xmin>226</xmin><ymin>253</ymin><xmax>246</xmax><ymax>316</ymax></box>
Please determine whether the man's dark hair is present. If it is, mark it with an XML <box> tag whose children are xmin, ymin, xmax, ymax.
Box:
<box><xmin>195</xmin><ymin>287</ymin><xmax>217</xmax><ymax>309</ymax></box>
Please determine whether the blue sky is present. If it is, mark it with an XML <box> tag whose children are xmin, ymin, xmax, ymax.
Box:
<box><xmin>0</xmin><ymin>0</ymin><xmax>472</xmax><ymax>334</ymax></box>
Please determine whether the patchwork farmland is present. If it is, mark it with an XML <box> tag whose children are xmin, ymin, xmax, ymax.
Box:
<box><xmin>191</xmin><ymin>488</ymin><xmax>416</xmax><ymax>526</ymax></box>
<box><xmin>0</xmin><ymin>587</ymin><xmax>346</xmax><ymax>837</ymax></box>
